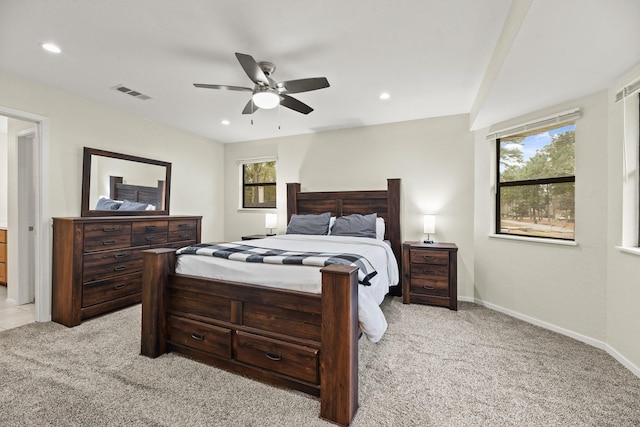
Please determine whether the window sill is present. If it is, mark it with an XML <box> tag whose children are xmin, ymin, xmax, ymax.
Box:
<box><xmin>489</xmin><ymin>234</ymin><xmax>578</xmax><ymax>246</ymax></box>
<box><xmin>237</xmin><ymin>208</ymin><xmax>277</xmax><ymax>213</ymax></box>
<box><xmin>615</xmin><ymin>246</ymin><xmax>640</xmax><ymax>256</ymax></box>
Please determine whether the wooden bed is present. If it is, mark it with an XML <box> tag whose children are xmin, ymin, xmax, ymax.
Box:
<box><xmin>140</xmin><ymin>178</ymin><xmax>401</xmax><ymax>426</ymax></box>
<box><xmin>109</xmin><ymin>175</ymin><xmax>166</xmax><ymax>209</ymax></box>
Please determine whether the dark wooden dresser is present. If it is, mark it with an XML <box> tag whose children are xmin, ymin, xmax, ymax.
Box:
<box><xmin>52</xmin><ymin>215</ymin><xmax>201</xmax><ymax>327</ymax></box>
<box><xmin>402</xmin><ymin>241</ymin><xmax>458</xmax><ymax>310</ymax></box>
<box><xmin>0</xmin><ymin>228</ymin><xmax>6</xmax><ymax>285</ymax></box>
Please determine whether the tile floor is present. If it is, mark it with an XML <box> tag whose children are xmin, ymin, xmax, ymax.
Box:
<box><xmin>0</xmin><ymin>285</ymin><xmax>35</xmax><ymax>331</ymax></box>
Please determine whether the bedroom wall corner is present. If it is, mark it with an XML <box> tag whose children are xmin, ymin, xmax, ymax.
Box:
<box><xmin>473</xmin><ymin>91</ymin><xmax>609</xmax><ymax>347</ymax></box>
<box><xmin>223</xmin><ymin>115</ymin><xmax>476</xmax><ymax>300</ymax></box>
<box><xmin>606</xmin><ymin>63</ymin><xmax>640</xmax><ymax>374</ymax></box>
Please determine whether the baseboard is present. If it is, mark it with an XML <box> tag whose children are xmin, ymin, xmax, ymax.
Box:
<box><xmin>460</xmin><ymin>296</ymin><xmax>640</xmax><ymax>379</ymax></box>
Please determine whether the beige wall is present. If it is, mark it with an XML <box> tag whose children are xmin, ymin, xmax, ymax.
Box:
<box><xmin>474</xmin><ymin>91</ymin><xmax>609</xmax><ymax>343</ymax></box>
<box><xmin>0</xmin><ymin>70</ymin><xmax>225</xmax><ymax>242</ymax></box>
<box><xmin>224</xmin><ymin>114</ymin><xmax>476</xmax><ymax>299</ymax></box>
<box><xmin>606</xmin><ymin>63</ymin><xmax>640</xmax><ymax>373</ymax></box>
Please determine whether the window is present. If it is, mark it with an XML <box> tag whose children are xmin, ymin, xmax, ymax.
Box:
<box><xmin>496</xmin><ymin>123</ymin><xmax>575</xmax><ymax>240</ymax></box>
<box><xmin>241</xmin><ymin>160</ymin><xmax>276</xmax><ymax>208</ymax></box>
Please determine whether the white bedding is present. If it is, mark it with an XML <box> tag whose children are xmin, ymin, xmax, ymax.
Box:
<box><xmin>175</xmin><ymin>234</ymin><xmax>399</xmax><ymax>342</ymax></box>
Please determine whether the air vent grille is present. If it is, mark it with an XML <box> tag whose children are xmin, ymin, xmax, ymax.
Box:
<box><xmin>111</xmin><ymin>85</ymin><xmax>152</xmax><ymax>100</ymax></box>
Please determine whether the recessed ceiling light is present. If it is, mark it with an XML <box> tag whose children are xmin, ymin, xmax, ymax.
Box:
<box><xmin>379</xmin><ymin>92</ymin><xmax>390</xmax><ymax>100</ymax></box>
<box><xmin>41</xmin><ymin>43</ymin><xmax>61</xmax><ymax>53</ymax></box>
<box><xmin>221</xmin><ymin>120</ymin><xmax>230</xmax><ymax>125</ymax></box>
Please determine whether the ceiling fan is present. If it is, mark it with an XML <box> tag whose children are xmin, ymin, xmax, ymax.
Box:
<box><xmin>194</xmin><ymin>52</ymin><xmax>330</xmax><ymax>115</ymax></box>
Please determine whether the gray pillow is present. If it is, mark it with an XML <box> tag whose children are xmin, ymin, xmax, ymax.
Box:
<box><xmin>330</xmin><ymin>213</ymin><xmax>377</xmax><ymax>238</ymax></box>
<box><xmin>95</xmin><ymin>197</ymin><xmax>122</xmax><ymax>210</ymax></box>
<box><xmin>119</xmin><ymin>199</ymin><xmax>148</xmax><ymax>211</ymax></box>
<box><xmin>286</xmin><ymin>212</ymin><xmax>331</xmax><ymax>235</ymax></box>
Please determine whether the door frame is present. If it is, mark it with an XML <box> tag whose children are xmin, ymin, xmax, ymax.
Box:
<box><xmin>0</xmin><ymin>105</ymin><xmax>50</xmax><ymax>322</ymax></box>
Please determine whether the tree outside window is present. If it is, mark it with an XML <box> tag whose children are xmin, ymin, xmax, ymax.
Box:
<box><xmin>242</xmin><ymin>161</ymin><xmax>276</xmax><ymax>208</ymax></box>
<box><xmin>497</xmin><ymin>124</ymin><xmax>575</xmax><ymax>240</ymax></box>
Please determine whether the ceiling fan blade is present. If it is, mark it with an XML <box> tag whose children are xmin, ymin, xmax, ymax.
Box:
<box><xmin>280</xmin><ymin>94</ymin><xmax>313</xmax><ymax>114</ymax></box>
<box><xmin>235</xmin><ymin>52</ymin><xmax>270</xmax><ymax>87</ymax></box>
<box><xmin>242</xmin><ymin>99</ymin><xmax>259</xmax><ymax>115</ymax></box>
<box><xmin>193</xmin><ymin>83</ymin><xmax>253</xmax><ymax>92</ymax></box>
<box><xmin>279</xmin><ymin>77</ymin><xmax>329</xmax><ymax>94</ymax></box>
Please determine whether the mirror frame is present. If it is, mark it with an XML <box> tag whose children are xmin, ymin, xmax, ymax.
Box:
<box><xmin>81</xmin><ymin>147</ymin><xmax>172</xmax><ymax>217</ymax></box>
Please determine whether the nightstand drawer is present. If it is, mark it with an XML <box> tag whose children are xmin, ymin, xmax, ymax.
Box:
<box><xmin>409</xmin><ymin>249</ymin><xmax>449</xmax><ymax>265</ymax></box>
<box><xmin>410</xmin><ymin>264</ymin><xmax>449</xmax><ymax>294</ymax></box>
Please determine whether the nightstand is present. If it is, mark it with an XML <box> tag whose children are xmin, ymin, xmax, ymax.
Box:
<box><xmin>402</xmin><ymin>241</ymin><xmax>458</xmax><ymax>310</ymax></box>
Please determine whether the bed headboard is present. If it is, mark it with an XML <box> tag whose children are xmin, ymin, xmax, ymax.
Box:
<box><xmin>110</xmin><ymin>176</ymin><xmax>166</xmax><ymax>209</ymax></box>
<box><xmin>287</xmin><ymin>179</ymin><xmax>401</xmax><ymax>294</ymax></box>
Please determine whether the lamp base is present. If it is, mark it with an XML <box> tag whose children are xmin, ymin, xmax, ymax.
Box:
<box><xmin>423</xmin><ymin>240</ymin><xmax>434</xmax><ymax>244</ymax></box>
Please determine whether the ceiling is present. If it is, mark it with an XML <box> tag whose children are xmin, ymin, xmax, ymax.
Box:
<box><xmin>1</xmin><ymin>0</ymin><xmax>639</xmax><ymax>144</ymax></box>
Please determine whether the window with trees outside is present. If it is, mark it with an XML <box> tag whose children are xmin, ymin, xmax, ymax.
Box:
<box><xmin>242</xmin><ymin>160</ymin><xmax>276</xmax><ymax>208</ymax></box>
<box><xmin>496</xmin><ymin>123</ymin><xmax>575</xmax><ymax>240</ymax></box>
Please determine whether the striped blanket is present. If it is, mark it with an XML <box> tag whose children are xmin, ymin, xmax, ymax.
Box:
<box><xmin>176</xmin><ymin>242</ymin><xmax>378</xmax><ymax>285</ymax></box>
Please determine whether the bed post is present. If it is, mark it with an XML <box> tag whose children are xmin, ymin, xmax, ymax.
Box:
<box><xmin>320</xmin><ymin>265</ymin><xmax>359</xmax><ymax>426</ymax></box>
<box><xmin>140</xmin><ymin>248</ymin><xmax>175</xmax><ymax>358</ymax></box>
<box><xmin>287</xmin><ymin>182</ymin><xmax>301</xmax><ymax>223</ymax></box>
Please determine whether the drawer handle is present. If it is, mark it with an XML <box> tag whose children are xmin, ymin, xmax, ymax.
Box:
<box><xmin>423</xmin><ymin>285</ymin><xmax>435</xmax><ymax>290</ymax></box>
<box><xmin>114</xmin><ymin>265</ymin><xmax>127</xmax><ymax>271</ymax></box>
<box><xmin>422</xmin><ymin>270</ymin><xmax>435</xmax><ymax>274</ymax></box>
<box><xmin>191</xmin><ymin>333</ymin><xmax>204</xmax><ymax>340</ymax></box>
<box><xmin>422</xmin><ymin>255</ymin><xmax>435</xmax><ymax>260</ymax></box>
<box><xmin>179</xmin><ymin>233</ymin><xmax>189</xmax><ymax>238</ymax></box>
<box><xmin>114</xmin><ymin>253</ymin><xmax>129</xmax><ymax>259</ymax></box>
<box><xmin>146</xmin><ymin>236</ymin><xmax>157</xmax><ymax>241</ymax></box>
<box><xmin>146</xmin><ymin>225</ymin><xmax>157</xmax><ymax>230</ymax></box>
<box><xmin>102</xmin><ymin>227</ymin><xmax>117</xmax><ymax>232</ymax></box>
<box><xmin>265</xmin><ymin>352</ymin><xmax>282</xmax><ymax>361</ymax></box>
<box><xmin>102</xmin><ymin>240</ymin><xmax>116</xmax><ymax>246</ymax></box>
<box><xmin>178</xmin><ymin>223</ymin><xmax>190</xmax><ymax>228</ymax></box>
<box><xmin>113</xmin><ymin>284</ymin><xmax>126</xmax><ymax>290</ymax></box>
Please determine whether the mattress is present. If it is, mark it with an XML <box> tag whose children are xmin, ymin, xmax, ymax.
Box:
<box><xmin>175</xmin><ymin>234</ymin><xmax>399</xmax><ymax>342</ymax></box>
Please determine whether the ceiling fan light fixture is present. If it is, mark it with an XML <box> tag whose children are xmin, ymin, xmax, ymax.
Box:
<box><xmin>252</xmin><ymin>90</ymin><xmax>280</xmax><ymax>109</ymax></box>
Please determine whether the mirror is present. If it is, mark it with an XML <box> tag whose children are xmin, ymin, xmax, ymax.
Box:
<box><xmin>81</xmin><ymin>147</ymin><xmax>172</xmax><ymax>217</ymax></box>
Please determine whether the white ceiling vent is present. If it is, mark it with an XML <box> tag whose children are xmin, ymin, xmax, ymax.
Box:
<box><xmin>111</xmin><ymin>85</ymin><xmax>152</xmax><ymax>100</ymax></box>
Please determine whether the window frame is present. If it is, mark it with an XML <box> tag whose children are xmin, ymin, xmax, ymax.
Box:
<box><xmin>495</xmin><ymin>124</ymin><xmax>576</xmax><ymax>242</ymax></box>
<box><xmin>239</xmin><ymin>158</ymin><xmax>277</xmax><ymax>209</ymax></box>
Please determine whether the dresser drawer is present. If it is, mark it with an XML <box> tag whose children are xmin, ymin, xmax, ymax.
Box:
<box><xmin>132</xmin><ymin>220</ymin><xmax>168</xmax><ymax>246</ymax></box>
<box><xmin>236</xmin><ymin>331</ymin><xmax>319</xmax><ymax>384</ymax></box>
<box><xmin>0</xmin><ymin>262</ymin><xmax>6</xmax><ymax>283</ymax></box>
<box><xmin>168</xmin><ymin>316</ymin><xmax>232</xmax><ymax>359</ymax></box>
<box><xmin>168</xmin><ymin>229</ymin><xmax>197</xmax><ymax>243</ymax></box>
<box><xmin>84</xmin><ymin>233</ymin><xmax>132</xmax><ymax>252</ymax></box>
<box><xmin>0</xmin><ymin>229</ymin><xmax>6</xmax><ymax>243</ymax></box>
<box><xmin>83</xmin><ymin>247</ymin><xmax>143</xmax><ymax>282</ymax></box>
<box><xmin>84</xmin><ymin>222</ymin><xmax>131</xmax><ymax>239</ymax></box>
<box><xmin>168</xmin><ymin>219</ymin><xmax>198</xmax><ymax>243</ymax></box>
<box><xmin>409</xmin><ymin>249</ymin><xmax>449</xmax><ymax>265</ymax></box>
<box><xmin>82</xmin><ymin>273</ymin><xmax>142</xmax><ymax>307</ymax></box>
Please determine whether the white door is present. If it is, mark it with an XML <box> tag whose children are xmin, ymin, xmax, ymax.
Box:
<box><xmin>16</xmin><ymin>129</ymin><xmax>36</xmax><ymax>304</ymax></box>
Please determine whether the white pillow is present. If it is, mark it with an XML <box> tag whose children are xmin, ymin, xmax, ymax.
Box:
<box><xmin>376</xmin><ymin>217</ymin><xmax>385</xmax><ymax>240</ymax></box>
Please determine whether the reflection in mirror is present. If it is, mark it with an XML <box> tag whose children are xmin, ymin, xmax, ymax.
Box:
<box><xmin>81</xmin><ymin>147</ymin><xmax>172</xmax><ymax>217</ymax></box>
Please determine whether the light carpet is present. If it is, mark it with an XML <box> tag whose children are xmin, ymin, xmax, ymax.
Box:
<box><xmin>1</xmin><ymin>298</ymin><xmax>639</xmax><ymax>426</ymax></box>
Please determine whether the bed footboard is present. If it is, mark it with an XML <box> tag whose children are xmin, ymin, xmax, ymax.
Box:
<box><xmin>140</xmin><ymin>248</ymin><xmax>359</xmax><ymax>426</ymax></box>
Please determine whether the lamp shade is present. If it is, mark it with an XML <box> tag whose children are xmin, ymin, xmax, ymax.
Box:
<box><xmin>265</xmin><ymin>213</ymin><xmax>278</xmax><ymax>229</ymax></box>
<box><xmin>423</xmin><ymin>214</ymin><xmax>436</xmax><ymax>234</ymax></box>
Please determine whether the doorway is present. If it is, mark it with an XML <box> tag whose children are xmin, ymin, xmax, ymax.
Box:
<box><xmin>0</xmin><ymin>107</ymin><xmax>50</xmax><ymax>323</ymax></box>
